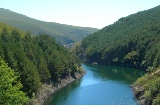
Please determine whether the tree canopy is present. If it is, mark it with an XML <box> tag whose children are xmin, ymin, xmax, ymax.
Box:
<box><xmin>0</xmin><ymin>27</ymin><xmax>82</xmax><ymax>98</ymax></box>
<box><xmin>80</xmin><ymin>5</ymin><xmax>160</xmax><ymax>70</ymax></box>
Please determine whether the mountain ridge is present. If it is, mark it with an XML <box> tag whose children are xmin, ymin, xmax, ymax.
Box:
<box><xmin>0</xmin><ymin>8</ymin><xmax>98</xmax><ymax>44</ymax></box>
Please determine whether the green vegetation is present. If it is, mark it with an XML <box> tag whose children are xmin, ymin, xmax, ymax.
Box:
<box><xmin>0</xmin><ymin>22</ymin><xmax>26</xmax><ymax>36</ymax></box>
<box><xmin>0</xmin><ymin>8</ymin><xmax>98</xmax><ymax>44</ymax></box>
<box><xmin>80</xmin><ymin>5</ymin><xmax>160</xmax><ymax>70</ymax></box>
<box><xmin>0</xmin><ymin>23</ymin><xmax>83</xmax><ymax>103</ymax></box>
<box><xmin>0</xmin><ymin>57</ymin><xmax>28</xmax><ymax>105</ymax></box>
<box><xmin>133</xmin><ymin>69</ymin><xmax>160</xmax><ymax>105</ymax></box>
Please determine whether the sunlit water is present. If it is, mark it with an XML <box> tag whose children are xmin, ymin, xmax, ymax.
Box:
<box><xmin>44</xmin><ymin>64</ymin><xmax>145</xmax><ymax>105</ymax></box>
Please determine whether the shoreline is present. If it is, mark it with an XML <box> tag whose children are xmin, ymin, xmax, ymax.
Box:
<box><xmin>30</xmin><ymin>71</ymin><xmax>86</xmax><ymax>105</ymax></box>
<box><xmin>132</xmin><ymin>85</ymin><xmax>147</xmax><ymax>105</ymax></box>
<box><xmin>132</xmin><ymin>69</ymin><xmax>160</xmax><ymax>105</ymax></box>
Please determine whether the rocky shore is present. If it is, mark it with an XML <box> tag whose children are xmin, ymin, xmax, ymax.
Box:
<box><xmin>132</xmin><ymin>84</ymin><xmax>151</xmax><ymax>105</ymax></box>
<box><xmin>132</xmin><ymin>69</ymin><xmax>160</xmax><ymax>105</ymax></box>
<box><xmin>30</xmin><ymin>71</ymin><xmax>86</xmax><ymax>105</ymax></box>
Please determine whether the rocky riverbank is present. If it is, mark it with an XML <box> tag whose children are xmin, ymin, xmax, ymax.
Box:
<box><xmin>132</xmin><ymin>69</ymin><xmax>160</xmax><ymax>105</ymax></box>
<box><xmin>132</xmin><ymin>84</ymin><xmax>151</xmax><ymax>105</ymax></box>
<box><xmin>29</xmin><ymin>71</ymin><xmax>86</xmax><ymax>105</ymax></box>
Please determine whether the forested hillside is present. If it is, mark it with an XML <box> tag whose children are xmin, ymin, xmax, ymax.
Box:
<box><xmin>79</xmin><ymin>5</ymin><xmax>160</xmax><ymax>105</ymax></box>
<box><xmin>80</xmin><ymin>5</ymin><xmax>160</xmax><ymax>70</ymax></box>
<box><xmin>0</xmin><ymin>8</ymin><xmax>98</xmax><ymax>44</ymax></box>
<box><xmin>0</xmin><ymin>23</ymin><xmax>83</xmax><ymax>104</ymax></box>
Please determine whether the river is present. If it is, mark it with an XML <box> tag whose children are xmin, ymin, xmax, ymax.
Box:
<box><xmin>44</xmin><ymin>63</ymin><xmax>145</xmax><ymax>105</ymax></box>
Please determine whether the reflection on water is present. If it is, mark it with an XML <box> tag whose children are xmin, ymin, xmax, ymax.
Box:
<box><xmin>83</xmin><ymin>64</ymin><xmax>144</xmax><ymax>84</ymax></box>
<box><xmin>45</xmin><ymin>63</ymin><xmax>145</xmax><ymax>105</ymax></box>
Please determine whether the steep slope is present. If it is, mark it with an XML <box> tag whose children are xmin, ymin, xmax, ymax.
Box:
<box><xmin>0</xmin><ymin>8</ymin><xmax>98</xmax><ymax>44</ymax></box>
<box><xmin>80</xmin><ymin>5</ymin><xmax>160</xmax><ymax>70</ymax></box>
<box><xmin>0</xmin><ymin>22</ymin><xmax>84</xmax><ymax>102</ymax></box>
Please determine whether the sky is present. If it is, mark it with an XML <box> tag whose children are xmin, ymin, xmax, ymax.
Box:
<box><xmin>0</xmin><ymin>0</ymin><xmax>160</xmax><ymax>29</ymax></box>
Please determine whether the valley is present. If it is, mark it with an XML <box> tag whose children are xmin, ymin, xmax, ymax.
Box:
<box><xmin>0</xmin><ymin>4</ymin><xmax>160</xmax><ymax>105</ymax></box>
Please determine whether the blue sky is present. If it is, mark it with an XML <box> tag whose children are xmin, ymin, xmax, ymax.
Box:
<box><xmin>0</xmin><ymin>0</ymin><xmax>160</xmax><ymax>29</ymax></box>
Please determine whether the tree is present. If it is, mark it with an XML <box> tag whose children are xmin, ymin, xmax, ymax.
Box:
<box><xmin>37</xmin><ymin>58</ymin><xmax>51</xmax><ymax>83</ymax></box>
<box><xmin>0</xmin><ymin>57</ymin><xmax>28</xmax><ymax>105</ymax></box>
<box><xmin>1</xmin><ymin>28</ymin><xmax>10</xmax><ymax>41</ymax></box>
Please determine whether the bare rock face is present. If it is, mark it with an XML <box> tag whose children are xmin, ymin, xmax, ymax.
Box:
<box><xmin>132</xmin><ymin>85</ymin><xmax>144</xmax><ymax>97</ymax></box>
<box><xmin>33</xmin><ymin>71</ymin><xmax>86</xmax><ymax>105</ymax></box>
<box><xmin>132</xmin><ymin>85</ymin><xmax>152</xmax><ymax>105</ymax></box>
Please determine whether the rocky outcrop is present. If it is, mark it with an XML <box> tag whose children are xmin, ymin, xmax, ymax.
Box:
<box><xmin>132</xmin><ymin>69</ymin><xmax>160</xmax><ymax>105</ymax></box>
<box><xmin>30</xmin><ymin>71</ymin><xmax>86</xmax><ymax>105</ymax></box>
<box><xmin>132</xmin><ymin>85</ymin><xmax>152</xmax><ymax>105</ymax></box>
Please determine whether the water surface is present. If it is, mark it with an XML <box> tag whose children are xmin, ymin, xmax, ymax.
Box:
<box><xmin>45</xmin><ymin>64</ymin><xmax>145</xmax><ymax>105</ymax></box>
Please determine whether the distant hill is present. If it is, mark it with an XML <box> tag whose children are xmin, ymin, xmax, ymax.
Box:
<box><xmin>0</xmin><ymin>8</ymin><xmax>98</xmax><ymax>44</ymax></box>
<box><xmin>0</xmin><ymin>22</ymin><xmax>26</xmax><ymax>35</ymax></box>
<box><xmin>80</xmin><ymin>5</ymin><xmax>160</xmax><ymax>70</ymax></box>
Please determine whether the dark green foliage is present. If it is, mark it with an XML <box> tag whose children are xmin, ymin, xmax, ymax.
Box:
<box><xmin>80</xmin><ymin>5</ymin><xmax>160</xmax><ymax>70</ymax></box>
<box><xmin>0</xmin><ymin>8</ymin><xmax>98</xmax><ymax>44</ymax></box>
<box><xmin>0</xmin><ymin>27</ymin><xmax>82</xmax><ymax>98</ymax></box>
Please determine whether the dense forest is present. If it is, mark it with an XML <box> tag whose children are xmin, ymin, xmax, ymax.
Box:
<box><xmin>79</xmin><ymin>5</ymin><xmax>160</xmax><ymax>71</ymax></box>
<box><xmin>0</xmin><ymin>8</ymin><xmax>98</xmax><ymax>44</ymax></box>
<box><xmin>0</xmin><ymin>25</ymin><xmax>83</xmax><ymax>104</ymax></box>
